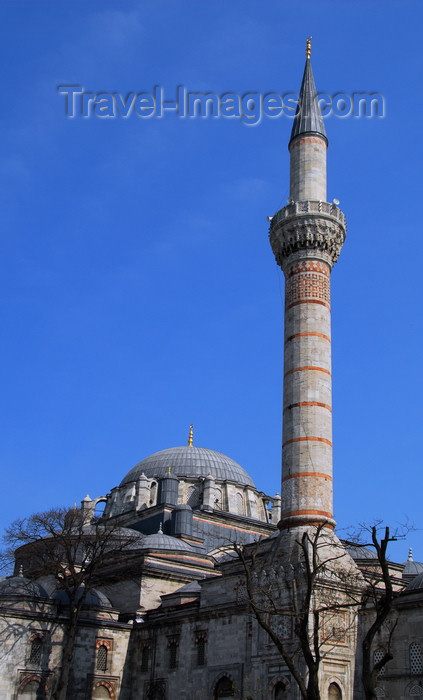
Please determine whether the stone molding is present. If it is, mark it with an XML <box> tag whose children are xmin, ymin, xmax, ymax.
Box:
<box><xmin>269</xmin><ymin>201</ymin><xmax>346</xmax><ymax>268</ymax></box>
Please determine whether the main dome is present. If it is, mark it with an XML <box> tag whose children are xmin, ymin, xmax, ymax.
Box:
<box><xmin>120</xmin><ymin>446</ymin><xmax>255</xmax><ymax>488</ymax></box>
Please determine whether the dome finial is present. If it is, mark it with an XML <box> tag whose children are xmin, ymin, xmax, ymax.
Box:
<box><xmin>18</xmin><ymin>564</ymin><xmax>24</xmax><ymax>577</ymax></box>
<box><xmin>188</xmin><ymin>424</ymin><xmax>194</xmax><ymax>446</ymax></box>
<box><xmin>306</xmin><ymin>36</ymin><xmax>312</xmax><ymax>59</ymax></box>
<box><xmin>408</xmin><ymin>547</ymin><xmax>414</xmax><ymax>561</ymax></box>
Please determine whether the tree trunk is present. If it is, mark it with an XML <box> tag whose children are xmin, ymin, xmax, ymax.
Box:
<box><xmin>52</xmin><ymin>610</ymin><xmax>79</xmax><ymax>700</ymax></box>
<box><xmin>306</xmin><ymin>667</ymin><xmax>321</xmax><ymax>700</ymax></box>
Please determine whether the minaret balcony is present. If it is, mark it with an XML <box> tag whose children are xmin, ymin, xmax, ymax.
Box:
<box><xmin>269</xmin><ymin>200</ymin><xmax>346</xmax><ymax>268</ymax></box>
<box><xmin>270</xmin><ymin>200</ymin><xmax>346</xmax><ymax>228</ymax></box>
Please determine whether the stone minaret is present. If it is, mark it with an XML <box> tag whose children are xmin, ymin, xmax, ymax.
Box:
<box><xmin>269</xmin><ymin>40</ymin><xmax>346</xmax><ymax>530</ymax></box>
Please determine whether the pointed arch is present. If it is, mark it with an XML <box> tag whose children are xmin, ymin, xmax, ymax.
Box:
<box><xmin>213</xmin><ymin>674</ymin><xmax>235</xmax><ymax>698</ymax></box>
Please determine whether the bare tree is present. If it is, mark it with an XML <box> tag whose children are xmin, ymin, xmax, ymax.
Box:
<box><xmin>1</xmin><ymin>505</ymin><xmax>141</xmax><ymax>700</ymax></box>
<box><xmin>347</xmin><ymin>523</ymin><xmax>408</xmax><ymax>700</ymax></box>
<box><xmin>234</xmin><ymin>524</ymin><xmax>363</xmax><ymax>700</ymax></box>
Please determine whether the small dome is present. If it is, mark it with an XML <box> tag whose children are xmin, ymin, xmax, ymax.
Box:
<box><xmin>0</xmin><ymin>576</ymin><xmax>48</xmax><ymax>599</ymax></box>
<box><xmin>121</xmin><ymin>446</ymin><xmax>255</xmax><ymax>487</ymax></box>
<box><xmin>402</xmin><ymin>548</ymin><xmax>423</xmax><ymax>579</ymax></box>
<box><xmin>345</xmin><ymin>543</ymin><xmax>377</xmax><ymax>561</ymax></box>
<box><xmin>53</xmin><ymin>586</ymin><xmax>112</xmax><ymax>608</ymax></box>
<box><xmin>141</xmin><ymin>530</ymin><xmax>195</xmax><ymax>552</ymax></box>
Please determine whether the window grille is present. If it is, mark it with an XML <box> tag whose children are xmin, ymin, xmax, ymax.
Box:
<box><xmin>373</xmin><ymin>649</ymin><xmax>386</xmax><ymax>676</ymax></box>
<box><xmin>186</xmin><ymin>486</ymin><xmax>199</xmax><ymax>507</ymax></box>
<box><xmin>411</xmin><ymin>643</ymin><xmax>423</xmax><ymax>675</ymax></box>
<box><xmin>271</xmin><ymin>615</ymin><xmax>291</xmax><ymax>640</ymax></box>
<box><xmin>410</xmin><ymin>685</ymin><xmax>423</xmax><ymax>696</ymax></box>
<box><xmin>29</xmin><ymin>637</ymin><xmax>42</xmax><ymax>666</ymax></box>
<box><xmin>214</xmin><ymin>489</ymin><xmax>223</xmax><ymax>510</ymax></box>
<box><xmin>96</xmin><ymin>644</ymin><xmax>108</xmax><ymax>672</ymax></box>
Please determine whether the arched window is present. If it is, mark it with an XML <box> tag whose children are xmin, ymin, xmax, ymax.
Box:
<box><xmin>141</xmin><ymin>645</ymin><xmax>150</xmax><ymax>672</ymax></box>
<box><xmin>20</xmin><ymin>679</ymin><xmax>45</xmax><ymax>698</ymax></box>
<box><xmin>214</xmin><ymin>676</ymin><xmax>235</xmax><ymax>698</ymax></box>
<box><xmin>96</xmin><ymin>644</ymin><xmax>108</xmax><ymax>672</ymax></box>
<box><xmin>328</xmin><ymin>683</ymin><xmax>342</xmax><ymax>699</ymax></box>
<box><xmin>186</xmin><ymin>485</ymin><xmax>199</xmax><ymax>507</ymax></box>
<box><xmin>214</xmin><ymin>488</ymin><xmax>223</xmax><ymax>510</ymax></box>
<box><xmin>196</xmin><ymin>636</ymin><xmax>206</xmax><ymax>666</ymax></box>
<box><xmin>410</xmin><ymin>643</ymin><xmax>423</xmax><ymax>675</ymax></box>
<box><xmin>168</xmin><ymin>639</ymin><xmax>179</xmax><ymax>669</ymax></box>
<box><xmin>274</xmin><ymin>681</ymin><xmax>286</xmax><ymax>698</ymax></box>
<box><xmin>29</xmin><ymin>636</ymin><xmax>42</xmax><ymax>666</ymax></box>
<box><xmin>146</xmin><ymin>683</ymin><xmax>166</xmax><ymax>700</ymax></box>
<box><xmin>235</xmin><ymin>492</ymin><xmax>244</xmax><ymax>515</ymax></box>
<box><xmin>149</xmin><ymin>482</ymin><xmax>157</xmax><ymax>506</ymax></box>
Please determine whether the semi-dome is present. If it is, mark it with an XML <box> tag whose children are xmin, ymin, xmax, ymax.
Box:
<box><xmin>120</xmin><ymin>446</ymin><xmax>255</xmax><ymax>488</ymax></box>
<box><xmin>53</xmin><ymin>586</ymin><xmax>112</xmax><ymax>608</ymax></box>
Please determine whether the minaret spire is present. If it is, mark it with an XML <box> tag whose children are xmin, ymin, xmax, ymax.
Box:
<box><xmin>269</xmin><ymin>43</ymin><xmax>346</xmax><ymax>531</ymax></box>
<box><xmin>289</xmin><ymin>40</ymin><xmax>327</xmax><ymax>149</ymax></box>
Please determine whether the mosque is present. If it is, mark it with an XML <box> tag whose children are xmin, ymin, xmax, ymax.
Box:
<box><xmin>1</xmin><ymin>43</ymin><xmax>423</xmax><ymax>700</ymax></box>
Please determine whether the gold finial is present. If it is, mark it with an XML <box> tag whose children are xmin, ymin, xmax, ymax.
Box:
<box><xmin>167</xmin><ymin>466</ymin><xmax>171</xmax><ymax>475</ymax></box>
<box><xmin>188</xmin><ymin>424</ymin><xmax>194</xmax><ymax>446</ymax></box>
<box><xmin>306</xmin><ymin>36</ymin><xmax>312</xmax><ymax>59</ymax></box>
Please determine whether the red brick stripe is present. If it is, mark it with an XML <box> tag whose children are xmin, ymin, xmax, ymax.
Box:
<box><xmin>285</xmin><ymin>332</ymin><xmax>331</xmax><ymax>344</ymax></box>
<box><xmin>282</xmin><ymin>471</ymin><xmax>332</xmax><ymax>482</ymax></box>
<box><xmin>287</xmin><ymin>299</ymin><xmax>330</xmax><ymax>310</ymax></box>
<box><xmin>284</xmin><ymin>401</ymin><xmax>332</xmax><ymax>413</ymax></box>
<box><xmin>284</xmin><ymin>366</ymin><xmax>331</xmax><ymax>377</ymax></box>
<box><xmin>282</xmin><ymin>509</ymin><xmax>333</xmax><ymax>518</ymax></box>
<box><xmin>283</xmin><ymin>436</ymin><xmax>332</xmax><ymax>447</ymax></box>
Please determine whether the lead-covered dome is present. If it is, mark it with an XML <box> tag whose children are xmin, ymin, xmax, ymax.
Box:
<box><xmin>120</xmin><ymin>446</ymin><xmax>255</xmax><ymax>488</ymax></box>
<box><xmin>0</xmin><ymin>576</ymin><xmax>48</xmax><ymax>599</ymax></box>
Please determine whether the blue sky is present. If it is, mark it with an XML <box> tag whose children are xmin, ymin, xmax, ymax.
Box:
<box><xmin>0</xmin><ymin>1</ymin><xmax>421</xmax><ymax>562</ymax></box>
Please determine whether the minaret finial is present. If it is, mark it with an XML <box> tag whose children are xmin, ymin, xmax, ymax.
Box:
<box><xmin>188</xmin><ymin>424</ymin><xmax>194</xmax><ymax>446</ymax></box>
<box><xmin>306</xmin><ymin>36</ymin><xmax>312</xmax><ymax>59</ymax></box>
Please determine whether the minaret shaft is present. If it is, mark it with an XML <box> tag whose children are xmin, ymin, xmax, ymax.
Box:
<box><xmin>290</xmin><ymin>136</ymin><xmax>327</xmax><ymax>201</ymax></box>
<box><xmin>281</xmin><ymin>251</ymin><xmax>333</xmax><ymax>526</ymax></box>
<box><xmin>269</xmin><ymin>49</ymin><xmax>346</xmax><ymax>530</ymax></box>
